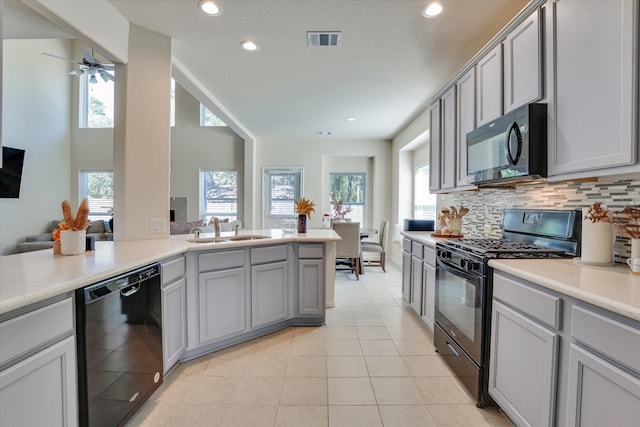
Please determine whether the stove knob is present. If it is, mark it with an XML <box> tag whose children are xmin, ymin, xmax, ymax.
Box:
<box><xmin>465</xmin><ymin>261</ymin><xmax>479</xmax><ymax>272</ymax></box>
<box><xmin>438</xmin><ymin>250</ymin><xmax>451</xmax><ymax>259</ymax></box>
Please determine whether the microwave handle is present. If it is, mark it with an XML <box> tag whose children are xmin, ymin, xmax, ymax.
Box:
<box><xmin>505</xmin><ymin>122</ymin><xmax>522</xmax><ymax>165</ymax></box>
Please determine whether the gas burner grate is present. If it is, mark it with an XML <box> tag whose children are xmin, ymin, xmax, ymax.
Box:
<box><xmin>440</xmin><ymin>238</ymin><xmax>568</xmax><ymax>257</ymax></box>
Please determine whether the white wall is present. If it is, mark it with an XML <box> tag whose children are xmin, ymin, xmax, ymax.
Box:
<box><xmin>256</xmin><ymin>139</ymin><xmax>391</xmax><ymax>229</ymax></box>
<box><xmin>0</xmin><ymin>39</ymin><xmax>72</xmax><ymax>254</ymax></box>
<box><xmin>170</xmin><ymin>83</ymin><xmax>245</xmax><ymax>222</ymax></box>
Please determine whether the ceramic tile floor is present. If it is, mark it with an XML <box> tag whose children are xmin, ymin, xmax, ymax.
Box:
<box><xmin>128</xmin><ymin>263</ymin><xmax>514</xmax><ymax>427</ymax></box>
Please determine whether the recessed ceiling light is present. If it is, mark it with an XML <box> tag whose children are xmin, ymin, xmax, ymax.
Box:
<box><xmin>240</xmin><ymin>41</ymin><xmax>260</xmax><ymax>51</ymax></box>
<box><xmin>346</xmin><ymin>117</ymin><xmax>356</xmax><ymax>122</ymax></box>
<box><xmin>423</xmin><ymin>2</ymin><xmax>444</xmax><ymax>18</ymax></box>
<box><xmin>198</xmin><ymin>0</ymin><xmax>222</xmax><ymax>16</ymax></box>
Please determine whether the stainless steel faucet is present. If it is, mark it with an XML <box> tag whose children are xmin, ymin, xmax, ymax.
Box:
<box><xmin>193</xmin><ymin>228</ymin><xmax>200</xmax><ymax>238</ymax></box>
<box><xmin>212</xmin><ymin>217</ymin><xmax>221</xmax><ymax>238</ymax></box>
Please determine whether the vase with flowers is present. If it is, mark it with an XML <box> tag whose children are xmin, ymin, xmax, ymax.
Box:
<box><xmin>295</xmin><ymin>197</ymin><xmax>315</xmax><ymax>233</ymax></box>
<box><xmin>581</xmin><ymin>203</ymin><xmax>614</xmax><ymax>264</ymax></box>
<box><xmin>613</xmin><ymin>205</ymin><xmax>640</xmax><ymax>263</ymax></box>
<box><xmin>56</xmin><ymin>199</ymin><xmax>90</xmax><ymax>255</ymax></box>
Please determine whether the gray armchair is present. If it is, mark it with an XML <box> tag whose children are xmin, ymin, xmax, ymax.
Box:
<box><xmin>362</xmin><ymin>219</ymin><xmax>388</xmax><ymax>272</ymax></box>
<box><xmin>333</xmin><ymin>221</ymin><xmax>361</xmax><ymax>280</ymax></box>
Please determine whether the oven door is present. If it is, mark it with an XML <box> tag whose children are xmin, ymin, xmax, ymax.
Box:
<box><xmin>435</xmin><ymin>258</ymin><xmax>484</xmax><ymax>364</ymax></box>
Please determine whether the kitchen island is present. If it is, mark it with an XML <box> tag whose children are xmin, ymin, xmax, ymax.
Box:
<box><xmin>0</xmin><ymin>229</ymin><xmax>339</xmax><ymax>427</ymax></box>
<box><xmin>0</xmin><ymin>228</ymin><xmax>340</xmax><ymax>316</ymax></box>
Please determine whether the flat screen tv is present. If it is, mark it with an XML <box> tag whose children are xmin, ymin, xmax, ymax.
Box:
<box><xmin>0</xmin><ymin>146</ymin><xmax>26</xmax><ymax>198</ymax></box>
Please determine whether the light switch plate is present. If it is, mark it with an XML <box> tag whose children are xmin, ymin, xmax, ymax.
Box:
<box><xmin>150</xmin><ymin>218</ymin><xmax>166</xmax><ymax>233</ymax></box>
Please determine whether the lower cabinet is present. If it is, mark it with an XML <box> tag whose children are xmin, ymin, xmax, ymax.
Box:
<box><xmin>0</xmin><ymin>336</ymin><xmax>77</xmax><ymax>427</ymax></box>
<box><xmin>0</xmin><ymin>297</ymin><xmax>77</xmax><ymax>427</ymax></box>
<box><xmin>490</xmin><ymin>271</ymin><xmax>640</xmax><ymax>427</ymax></box>
<box><xmin>402</xmin><ymin>249</ymin><xmax>411</xmax><ymax>302</ymax></box>
<box><xmin>410</xmin><ymin>255</ymin><xmax>423</xmax><ymax>315</ymax></box>
<box><xmin>298</xmin><ymin>259</ymin><xmax>324</xmax><ymax>316</ymax></box>
<box><xmin>252</xmin><ymin>261</ymin><xmax>288</xmax><ymax>327</ymax></box>
<box><xmin>421</xmin><ymin>262</ymin><xmax>436</xmax><ymax>331</ymax></box>
<box><xmin>565</xmin><ymin>343</ymin><xmax>640</xmax><ymax>427</ymax></box>
<box><xmin>199</xmin><ymin>267</ymin><xmax>247</xmax><ymax>343</ymax></box>
<box><xmin>161</xmin><ymin>277</ymin><xmax>186</xmax><ymax>373</ymax></box>
<box><xmin>490</xmin><ymin>300</ymin><xmax>558</xmax><ymax>427</ymax></box>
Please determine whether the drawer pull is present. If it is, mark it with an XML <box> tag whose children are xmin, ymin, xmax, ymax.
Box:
<box><xmin>447</xmin><ymin>342</ymin><xmax>459</xmax><ymax>357</ymax></box>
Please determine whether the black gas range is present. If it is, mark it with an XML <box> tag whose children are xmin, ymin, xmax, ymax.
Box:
<box><xmin>434</xmin><ymin>209</ymin><xmax>581</xmax><ymax>408</ymax></box>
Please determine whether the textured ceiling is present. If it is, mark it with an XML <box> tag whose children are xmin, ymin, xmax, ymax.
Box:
<box><xmin>4</xmin><ymin>0</ymin><xmax>530</xmax><ymax>141</ymax></box>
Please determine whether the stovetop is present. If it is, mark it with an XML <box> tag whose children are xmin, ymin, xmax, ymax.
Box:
<box><xmin>439</xmin><ymin>238</ymin><xmax>569</xmax><ymax>258</ymax></box>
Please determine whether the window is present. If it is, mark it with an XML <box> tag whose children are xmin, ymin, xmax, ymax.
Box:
<box><xmin>200</xmin><ymin>104</ymin><xmax>227</xmax><ymax>127</ymax></box>
<box><xmin>79</xmin><ymin>74</ymin><xmax>114</xmax><ymax>128</ymax></box>
<box><xmin>414</xmin><ymin>165</ymin><xmax>437</xmax><ymax>220</ymax></box>
<box><xmin>201</xmin><ymin>170</ymin><xmax>237</xmax><ymax>222</ymax></box>
<box><xmin>267</xmin><ymin>170</ymin><xmax>301</xmax><ymax>217</ymax></box>
<box><xmin>329</xmin><ymin>173</ymin><xmax>366</xmax><ymax>224</ymax></box>
<box><xmin>79</xmin><ymin>171</ymin><xmax>113</xmax><ymax>221</ymax></box>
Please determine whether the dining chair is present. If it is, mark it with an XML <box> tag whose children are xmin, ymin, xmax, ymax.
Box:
<box><xmin>333</xmin><ymin>222</ymin><xmax>361</xmax><ymax>280</ymax></box>
<box><xmin>362</xmin><ymin>219</ymin><xmax>388</xmax><ymax>272</ymax></box>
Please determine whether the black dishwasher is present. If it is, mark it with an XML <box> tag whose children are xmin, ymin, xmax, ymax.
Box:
<box><xmin>75</xmin><ymin>263</ymin><xmax>163</xmax><ymax>427</ymax></box>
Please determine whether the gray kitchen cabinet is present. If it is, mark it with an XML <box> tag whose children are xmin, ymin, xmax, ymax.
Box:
<box><xmin>0</xmin><ymin>297</ymin><xmax>77</xmax><ymax>427</ymax></box>
<box><xmin>548</xmin><ymin>0</ymin><xmax>637</xmax><ymax>177</ymax></box>
<box><xmin>455</xmin><ymin>67</ymin><xmax>476</xmax><ymax>188</ymax></box>
<box><xmin>440</xmin><ymin>86</ymin><xmax>457</xmax><ymax>191</ymax></box>
<box><xmin>421</xmin><ymin>246</ymin><xmax>436</xmax><ymax>332</ymax></box>
<box><xmin>565</xmin><ymin>344</ymin><xmax>640</xmax><ymax>427</ymax></box>
<box><xmin>503</xmin><ymin>7</ymin><xmax>542</xmax><ymax>113</ymax></box>
<box><xmin>490</xmin><ymin>272</ymin><xmax>560</xmax><ymax>427</ymax></box>
<box><xmin>252</xmin><ymin>261</ymin><xmax>289</xmax><ymax>327</ymax></box>
<box><xmin>475</xmin><ymin>44</ymin><xmax>503</xmax><ymax>126</ymax></box>
<box><xmin>161</xmin><ymin>256</ymin><xmax>187</xmax><ymax>373</ymax></box>
<box><xmin>297</xmin><ymin>244</ymin><xmax>325</xmax><ymax>317</ymax></box>
<box><xmin>251</xmin><ymin>245</ymin><xmax>289</xmax><ymax>327</ymax></box>
<box><xmin>161</xmin><ymin>277</ymin><xmax>186</xmax><ymax>373</ymax></box>
<box><xmin>402</xmin><ymin>238</ymin><xmax>412</xmax><ymax>302</ymax></box>
<box><xmin>565</xmin><ymin>305</ymin><xmax>640</xmax><ymax>426</ymax></box>
<box><xmin>490</xmin><ymin>300</ymin><xmax>559</xmax><ymax>427</ymax></box>
<box><xmin>410</xmin><ymin>252</ymin><xmax>423</xmax><ymax>315</ymax></box>
<box><xmin>428</xmin><ymin>100</ymin><xmax>442</xmax><ymax>192</ymax></box>
<box><xmin>198</xmin><ymin>266</ymin><xmax>247</xmax><ymax>343</ymax></box>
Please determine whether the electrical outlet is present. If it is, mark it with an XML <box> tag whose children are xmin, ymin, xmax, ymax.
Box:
<box><xmin>150</xmin><ymin>218</ymin><xmax>166</xmax><ymax>234</ymax></box>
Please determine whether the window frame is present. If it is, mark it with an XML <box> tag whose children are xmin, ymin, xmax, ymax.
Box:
<box><xmin>414</xmin><ymin>164</ymin><xmax>437</xmax><ymax>220</ymax></box>
<box><xmin>78</xmin><ymin>73</ymin><xmax>115</xmax><ymax>129</ymax></box>
<box><xmin>329</xmin><ymin>172</ymin><xmax>366</xmax><ymax>224</ymax></box>
<box><xmin>200</xmin><ymin>169</ymin><xmax>238</xmax><ymax>222</ymax></box>
<box><xmin>78</xmin><ymin>170</ymin><xmax>114</xmax><ymax>222</ymax></box>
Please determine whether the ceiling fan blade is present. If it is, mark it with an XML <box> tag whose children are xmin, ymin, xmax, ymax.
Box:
<box><xmin>101</xmin><ymin>64</ymin><xmax>115</xmax><ymax>71</ymax></box>
<box><xmin>98</xmin><ymin>69</ymin><xmax>114</xmax><ymax>82</ymax></box>
<box><xmin>69</xmin><ymin>69</ymin><xmax>85</xmax><ymax>77</ymax></box>
<box><xmin>81</xmin><ymin>48</ymin><xmax>96</xmax><ymax>64</ymax></box>
<box><xmin>42</xmin><ymin>52</ymin><xmax>79</xmax><ymax>64</ymax></box>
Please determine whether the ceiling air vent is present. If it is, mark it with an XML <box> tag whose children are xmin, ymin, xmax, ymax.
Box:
<box><xmin>307</xmin><ymin>31</ymin><xmax>341</xmax><ymax>47</ymax></box>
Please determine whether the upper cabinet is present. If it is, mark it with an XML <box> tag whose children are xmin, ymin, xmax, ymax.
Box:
<box><xmin>429</xmin><ymin>100</ymin><xmax>442</xmax><ymax>193</ymax></box>
<box><xmin>503</xmin><ymin>8</ymin><xmax>542</xmax><ymax>113</ymax></box>
<box><xmin>547</xmin><ymin>0</ymin><xmax>638</xmax><ymax>177</ymax></box>
<box><xmin>456</xmin><ymin>68</ymin><xmax>476</xmax><ymax>188</ymax></box>
<box><xmin>475</xmin><ymin>44</ymin><xmax>503</xmax><ymax>126</ymax></box>
<box><xmin>440</xmin><ymin>86</ymin><xmax>457</xmax><ymax>191</ymax></box>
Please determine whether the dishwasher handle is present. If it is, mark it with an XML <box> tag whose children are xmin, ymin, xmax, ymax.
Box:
<box><xmin>120</xmin><ymin>283</ymin><xmax>141</xmax><ymax>297</ymax></box>
<box><xmin>81</xmin><ymin>263</ymin><xmax>160</xmax><ymax>304</ymax></box>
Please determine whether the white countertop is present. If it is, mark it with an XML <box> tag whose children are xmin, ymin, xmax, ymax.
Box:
<box><xmin>489</xmin><ymin>258</ymin><xmax>640</xmax><ymax>322</ymax></box>
<box><xmin>0</xmin><ymin>229</ymin><xmax>340</xmax><ymax>316</ymax></box>
<box><xmin>400</xmin><ymin>231</ymin><xmax>439</xmax><ymax>248</ymax></box>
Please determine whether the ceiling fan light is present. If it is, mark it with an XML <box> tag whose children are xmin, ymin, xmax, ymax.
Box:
<box><xmin>89</xmin><ymin>74</ymin><xmax>98</xmax><ymax>84</ymax></box>
<box><xmin>198</xmin><ymin>0</ymin><xmax>221</xmax><ymax>16</ymax></box>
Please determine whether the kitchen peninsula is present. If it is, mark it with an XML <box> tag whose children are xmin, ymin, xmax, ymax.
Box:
<box><xmin>0</xmin><ymin>229</ymin><xmax>339</xmax><ymax>427</ymax></box>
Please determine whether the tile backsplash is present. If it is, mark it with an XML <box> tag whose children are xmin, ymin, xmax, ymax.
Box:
<box><xmin>440</xmin><ymin>177</ymin><xmax>640</xmax><ymax>262</ymax></box>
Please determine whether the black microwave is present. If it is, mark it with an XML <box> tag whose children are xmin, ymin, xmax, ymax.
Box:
<box><xmin>466</xmin><ymin>103</ymin><xmax>547</xmax><ymax>186</ymax></box>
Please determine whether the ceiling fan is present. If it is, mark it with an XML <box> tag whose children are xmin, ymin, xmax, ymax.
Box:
<box><xmin>42</xmin><ymin>49</ymin><xmax>114</xmax><ymax>83</ymax></box>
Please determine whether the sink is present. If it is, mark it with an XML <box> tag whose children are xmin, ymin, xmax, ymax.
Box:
<box><xmin>228</xmin><ymin>235</ymin><xmax>272</xmax><ymax>241</ymax></box>
<box><xmin>187</xmin><ymin>237</ymin><xmax>230</xmax><ymax>243</ymax></box>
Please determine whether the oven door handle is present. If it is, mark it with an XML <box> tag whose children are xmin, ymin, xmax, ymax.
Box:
<box><xmin>437</xmin><ymin>258</ymin><xmax>480</xmax><ymax>282</ymax></box>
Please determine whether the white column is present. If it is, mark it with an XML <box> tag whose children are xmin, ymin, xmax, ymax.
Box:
<box><xmin>113</xmin><ymin>24</ymin><xmax>171</xmax><ymax>240</ymax></box>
